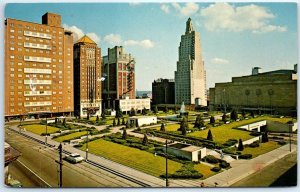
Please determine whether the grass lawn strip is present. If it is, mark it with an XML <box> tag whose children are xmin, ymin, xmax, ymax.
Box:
<box><xmin>242</xmin><ymin>141</ymin><xmax>281</xmax><ymax>158</ymax></box>
<box><xmin>22</xmin><ymin>124</ymin><xmax>59</xmax><ymax>135</ymax></box>
<box><xmin>194</xmin><ymin>163</ymin><xmax>217</xmax><ymax>179</ymax></box>
<box><xmin>54</xmin><ymin>131</ymin><xmax>87</xmax><ymax>143</ymax></box>
<box><xmin>81</xmin><ymin>139</ymin><xmax>181</xmax><ymax>177</ymax></box>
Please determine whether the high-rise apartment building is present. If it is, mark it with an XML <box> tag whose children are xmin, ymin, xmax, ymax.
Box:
<box><xmin>4</xmin><ymin>12</ymin><xmax>74</xmax><ymax>119</ymax></box>
<box><xmin>175</xmin><ymin>18</ymin><xmax>207</xmax><ymax>106</ymax></box>
<box><xmin>102</xmin><ymin>46</ymin><xmax>135</xmax><ymax>109</ymax></box>
<box><xmin>73</xmin><ymin>35</ymin><xmax>102</xmax><ymax>117</ymax></box>
<box><xmin>152</xmin><ymin>78</ymin><xmax>175</xmax><ymax>105</ymax></box>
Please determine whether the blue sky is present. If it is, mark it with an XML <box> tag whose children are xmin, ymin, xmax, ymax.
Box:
<box><xmin>4</xmin><ymin>1</ymin><xmax>298</xmax><ymax>91</ymax></box>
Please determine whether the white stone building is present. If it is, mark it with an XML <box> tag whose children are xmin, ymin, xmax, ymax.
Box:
<box><xmin>175</xmin><ymin>18</ymin><xmax>207</xmax><ymax>106</ymax></box>
<box><xmin>128</xmin><ymin>116</ymin><xmax>157</xmax><ymax>127</ymax></box>
<box><xmin>116</xmin><ymin>97</ymin><xmax>150</xmax><ymax>113</ymax></box>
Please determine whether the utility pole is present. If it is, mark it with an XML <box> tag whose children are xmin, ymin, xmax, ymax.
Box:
<box><xmin>86</xmin><ymin>128</ymin><xmax>89</xmax><ymax>161</ymax></box>
<box><xmin>55</xmin><ymin>143</ymin><xmax>63</xmax><ymax>187</ymax></box>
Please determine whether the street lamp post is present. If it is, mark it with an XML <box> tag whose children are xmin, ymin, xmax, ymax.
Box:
<box><xmin>165</xmin><ymin>139</ymin><xmax>169</xmax><ymax>187</ymax></box>
<box><xmin>288</xmin><ymin>121</ymin><xmax>293</xmax><ymax>152</ymax></box>
<box><xmin>19</xmin><ymin>115</ymin><xmax>22</xmax><ymax>133</ymax></box>
<box><xmin>45</xmin><ymin>114</ymin><xmax>48</xmax><ymax>145</ymax></box>
<box><xmin>86</xmin><ymin>128</ymin><xmax>89</xmax><ymax>161</ymax></box>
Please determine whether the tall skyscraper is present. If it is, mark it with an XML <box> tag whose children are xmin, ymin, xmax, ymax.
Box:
<box><xmin>102</xmin><ymin>46</ymin><xmax>135</xmax><ymax>109</ymax></box>
<box><xmin>4</xmin><ymin>12</ymin><xmax>74</xmax><ymax>120</ymax></box>
<box><xmin>175</xmin><ymin>18</ymin><xmax>207</xmax><ymax>106</ymax></box>
<box><xmin>73</xmin><ymin>35</ymin><xmax>102</xmax><ymax>117</ymax></box>
<box><xmin>152</xmin><ymin>78</ymin><xmax>175</xmax><ymax>105</ymax></box>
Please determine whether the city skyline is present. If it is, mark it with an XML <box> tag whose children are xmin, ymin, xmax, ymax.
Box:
<box><xmin>4</xmin><ymin>2</ymin><xmax>298</xmax><ymax>91</ymax></box>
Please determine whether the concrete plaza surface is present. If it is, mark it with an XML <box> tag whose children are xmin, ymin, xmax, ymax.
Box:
<box><xmin>6</xmin><ymin>124</ymin><xmax>297</xmax><ymax>188</ymax></box>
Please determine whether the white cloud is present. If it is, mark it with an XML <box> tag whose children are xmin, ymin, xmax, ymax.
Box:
<box><xmin>62</xmin><ymin>24</ymin><xmax>101</xmax><ymax>44</ymax></box>
<box><xmin>124</xmin><ymin>39</ymin><xmax>154</xmax><ymax>49</ymax></box>
<box><xmin>104</xmin><ymin>34</ymin><xmax>122</xmax><ymax>45</ymax></box>
<box><xmin>160</xmin><ymin>3</ymin><xmax>199</xmax><ymax>17</ymax></box>
<box><xmin>160</xmin><ymin>4</ymin><xmax>170</xmax><ymax>14</ymax></box>
<box><xmin>200</xmin><ymin>3</ymin><xmax>287</xmax><ymax>33</ymax></box>
<box><xmin>211</xmin><ymin>57</ymin><xmax>229</xmax><ymax>64</ymax></box>
<box><xmin>129</xmin><ymin>2</ymin><xmax>141</xmax><ymax>6</ymax></box>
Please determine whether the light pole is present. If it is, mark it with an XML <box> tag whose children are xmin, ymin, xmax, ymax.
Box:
<box><xmin>86</xmin><ymin>127</ymin><xmax>89</xmax><ymax>161</ymax></box>
<box><xmin>19</xmin><ymin>115</ymin><xmax>22</xmax><ymax>133</ymax></box>
<box><xmin>165</xmin><ymin>139</ymin><xmax>169</xmax><ymax>187</ymax></box>
<box><xmin>288</xmin><ymin>121</ymin><xmax>293</xmax><ymax>152</ymax></box>
<box><xmin>45</xmin><ymin>113</ymin><xmax>48</xmax><ymax>145</ymax></box>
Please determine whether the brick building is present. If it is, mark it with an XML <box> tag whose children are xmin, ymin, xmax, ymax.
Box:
<box><xmin>4</xmin><ymin>12</ymin><xmax>74</xmax><ymax>119</ymax></box>
<box><xmin>102</xmin><ymin>46</ymin><xmax>135</xmax><ymax>110</ymax></box>
<box><xmin>74</xmin><ymin>35</ymin><xmax>102</xmax><ymax>117</ymax></box>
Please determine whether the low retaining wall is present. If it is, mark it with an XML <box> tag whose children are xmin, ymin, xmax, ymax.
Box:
<box><xmin>266</xmin><ymin>121</ymin><xmax>297</xmax><ymax>133</ymax></box>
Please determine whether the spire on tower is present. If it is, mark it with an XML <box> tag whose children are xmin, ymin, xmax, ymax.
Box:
<box><xmin>185</xmin><ymin>18</ymin><xmax>194</xmax><ymax>34</ymax></box>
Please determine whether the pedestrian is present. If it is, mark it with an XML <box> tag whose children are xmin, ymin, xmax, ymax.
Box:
<box><xmin>200</xmin><ymin>182</ymin><xmax>205</xmax><ymax>187</ymax></box>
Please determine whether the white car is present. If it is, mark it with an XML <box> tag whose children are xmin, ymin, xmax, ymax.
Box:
<box><xmin>64</xmin><ymin>153</ymin><xmax>84</xmax><ymax>163</ymax></box>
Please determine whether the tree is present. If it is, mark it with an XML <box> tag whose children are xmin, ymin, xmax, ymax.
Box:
<box><xmin>142</xmin><ymin>134</ymin><xmax>148</xmax><ymax>145</ymax></box>
<box><xmin>160</xmin><ymin>123</ymin><xmax>166</xmax><ymax>132</ymax></box>
<box><xmin>116</xmin><ymin>108</ymin><xmax>123</xmax><ymax>118</ymax></box>
<box><xmin>164</xmin><ymin>106</ymin><xmax>168</xmax><ymax>113</ymax></box>
<box><xmin>207</xmin><ymin>129</ymin><xmax>213</xmax><ymax>141</ymax></box>
<box><xmin>250</xmin><ymin>111</ymin><xmax>255</xmax><ymax>118</ymax></box>
<box><xmin>194</xmin><ymin>115</ymin><xmax>204</xmax><ymax>128</ymax></box>
<box><xmin>262</xmin><ymin>132</ymin><xmax>269</xmax><ymax>143</ymax></box>
<box><xmin>96</xmin><ymin>115</ymin><xmax>99</xmax><ymax>122</ymax></box>
<box><xmin>126</xmin><ymin>120</ymin><xmax>130</xmax><ymax>128</ymax></box>
<box><xmin>122</xmin><ymin>129</ymin><xmax>127</xmax><ymax>140</ymax></box>
<box><xmin>237</xmin><ymin>139</ymin><xmax>244</xmax><ymax>151</ymax></box>
<box><xmin>55</xmin><ymin>117</ymin><xmax>58</xmax><ymax>124</ymax></box>
<box><xmin>210</xmin><ymin>116</ymin><xmax>215</xmax><ymax>125</ymax></box>
<box><xmin>113</xmin><ymin>118</ymin><xmax>116</xmax><ymax>126</ymax></box>
<box><xmin>129</xmin><ymin>108</ymin><xmax>136</xmax><ymax>116</ymax></box>
<box><xmin>101</xmin><ymin>112</ymin><xmax>106</xmax><ymax>120</ymax></box>
<box><xmin>87</xmin><ymin>112</ymin><xmax>90</xmax><ymax>120</ymax></box>
<box><xmin>122</xmin><ymin>118</ymin><xmax>126</xmax><ymax>125</ymax></box>
<box><xmin>154</xmin><ymin>106</ymin><xmax>158</xmax><ymax>114</ymax></box>
<box><xmin>230</xmin><ymin>110</ymin><xmax>237</xmax><ymax>121</ymax></box>
<box><xmin>222</xmin><ymin>113</ymin><xmax>227</xmax><ymax>123</ymax></box>
<box><xmin>242</xmin><ymin>111</ymin><xmax>246</xmax><ymax>119</ymax></box>
<box><xmin>179</xmin><ymin>117</ymin><xmax>188</xmax><ymax>135</ymax></box>
<box><xmin>117</xmin><ymin>118</ymin><xmax>120</xmax><ymax>126</ymax></box>
<box><xmin>63</xmin><ymin>118</ymin><xmax>66</xmax><ymax>126</ymax></box>
<box><xmin>142</xmin><ymin>107</ymin><xmax>147</xmax><ymax>115</ymax></box>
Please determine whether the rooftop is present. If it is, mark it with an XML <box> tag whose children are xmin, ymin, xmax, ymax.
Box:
<box><xmin>75</xmin><ymin>35</ymin><xmax>96</xmax><ymax>44</ymax></box>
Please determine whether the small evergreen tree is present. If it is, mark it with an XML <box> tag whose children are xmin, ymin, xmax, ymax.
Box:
<box><xmin>87</xmin><ymin>112</ymin><xmax>90</xmax><ymax>120</ymax></box>
<box><xmin>210</xmin><ymin>116</ymin><xmax>215</xmax><ymax>125</ymax></box>
<box><xmin>194</xmin><ymin>115</ymin><xmax>204</xmax><ymax>128</ymax></box>
<box><xmin>207</xmin><ymin>129</ymin><xmax>213</xmax><ymax>141</ymax></box>
<box><xmin>179</xmin><ymin>117</ymin><xmax>188</xmax><ymax>135</ymax></box>
<box><xmin>129</xmin><ymin>108</ymin><xmax>136</xmax><ymax>116</ymax></box>
<box><xmin>154</xmin><ymin>106</ymin><xmax>158</xmax><ymax>114</ymax></box>
<box><xmin>116</xmin><ymin>108</ymin><xmax>123</xmax><ymax>118</ymax></box>
<box><xmin>55</xmin><ymin>117</ymin><xmax>58</xmax><ymax>124</ymax></box>
<box><xmin>126</xmin><ymin>120</ymin><xmax>130</xmax><ymax>128</ymax></box>
<box><xmin>160</xmin><ymin>123</ymin><xmax>166</xmax><ymax>132</ymax></box>
<box><xmin>96</xmin><ymin>115</ymin><xmax>99</xmax><ymax>122</ymax></box>
<box><xmin>230</xmin><ymin>110</ymin><xmax>237</xmax><ymax>121</ymax></box>
<box><xmin>63</xmin><ymin>118</ymin><xmax>66</xmax><ymax>126</ymax></box>
<box><xmin>113</xmin><ymin>118</ymin><xmax>116</xmax><ymax>126</ymax></box>
<box><xmin>250</xmin><ymin>111</ymin><xmax>255</xmax><ymax>118</ymax></box>
<box><xmin>242</xmin><ymin>111</ymin><xmax>246</xmax><ymax>119</ymax></box>
<box><xmin>117</xmin><ymin>118</ymin><xmax>120</xmax><ymax>126</ymax></box>
<box><xmin>142</xmin><ymin>134</ymin><xmax>148</xmax><ymax>145</ymax></box>
<box><xmin>122</xmin><ymin>118</ymin><xmax>125</xmax><ymax>125</ymax></box>
<box><xmin>142</xmin><ymin>107</ymin><xmax>147</xmax><ymax>115</ymax></box>
<box><xmin>122</xmin><ymin>129</ymin><xmax>127</xmax><ymax>140</ymax></box>
<box><xmin>237</xmin><ymin>139</ymin><xmax>244</xmax><ymax>151</ymax></box>
<box><xmin>101</xmin><ymin>112</ymin><xmax>106</xmax><ymax>120</ymax></box>
<box><xmin>222</xmin><ymin>113</ymin><xmax>227</xmax><ymax>123</ymax></box>
<box><xmin>164</xmin><ymin>106</ymin><xmax>168</xmax><ymax>113</ymax></box>
<box><xmin>262</xmin><ymin>132</ymin><xmax>269</xmax><ymax>143</ymax></box>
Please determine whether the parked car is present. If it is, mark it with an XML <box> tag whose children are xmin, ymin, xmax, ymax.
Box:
<box><xmin>64</xmin><ymin>153</ymin><xmax>84</xmax><ymax>164</ymax></box>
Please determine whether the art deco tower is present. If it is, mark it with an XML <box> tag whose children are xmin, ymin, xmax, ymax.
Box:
<box><xmin>175</xmin><ymin>18</ymin><xmax>207</xmax><ymax>106</ymax></box>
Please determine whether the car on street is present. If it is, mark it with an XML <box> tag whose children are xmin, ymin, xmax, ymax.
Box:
<box><xmin>64</xmin><ymin>153</ymin><xmax>84</xmax><ymax>164</ymax></box>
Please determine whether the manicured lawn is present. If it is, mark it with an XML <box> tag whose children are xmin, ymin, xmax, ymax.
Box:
<box><xmin>241</xmin><ymin>141</ymin><xmax>281</xmax><ymax>158</ymax></box>
<box><xmin>153</xmin><ymin>123</ymin><xmax>180</xmax><ymax>132</ymax></box>
<box><xmin>54</xmin><ymin>131</ymin><xmax>87</xmax><ymax>143</ymax></box>
<box><xmin>22</xmin><ymin>124</ymin><xmax>59</xmax><ymax>135</ymax></box>
<box><xmin>188</xmin><ymin>116</ymin><xmax>295</xmax><ymax>144</ymax></box>
<box><xmin>194</xmin><ymin>163</ymin><xmax>216</xmax><ymax>179</ymax></box>
<box><xmin>81</xmin><ymin>139</ymin><xmax>182</xmax><ymax>177</ymax></box>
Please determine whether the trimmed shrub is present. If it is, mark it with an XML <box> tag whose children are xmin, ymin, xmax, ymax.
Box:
<box><xmin>211</xmin><ymin>167</ymin><xmax>221</xmax><ymax>172</ymax></box>
<box><xmin>204</xmin><ymin>155</ymin><xmax>219</xmax><ymax>164</ymax></box>
<box><xmin>249</xmin><ymin>141</ymin><xmax>260</xmax><ymax>148</ymax></box>
<box><xmin>161</xmin><ymin>163</ymin><xmax>203</xmax><ymax>179</ymax></box>
<box><xmin>277</xmin><ymin>141</ymin><xmax>287</xmax><ymax>145</ymax></box>
<box><xmin>239</xmin><ymin>154</ymin><xmax>252</xmax><ymax>159</ymax></box>
<box><xmin>219</xmin><ymin>161</ymin><xmax>230</xmax><ymax>168</ymax></box>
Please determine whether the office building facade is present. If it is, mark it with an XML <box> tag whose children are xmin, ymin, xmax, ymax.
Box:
<box><xmin>73</xmin><ymin>35</ymin><xmax>102</xmax><ymax>117</ymax></box>
<box><xmin>175</xmin><ymin>18</ymin><xmax>207</xmax><ymax>106</ymax></box>
<box><xmin>152</xmin><ymin>78</ymin><xmax>175</xmax><ymax>105</ymax></box>
<box><xmin>102</xmin><ymin>46</ymin><xmax>135</xmax><ymax>109</ymax></box>
<box><xmin>5</xmin><ymin>12</ymin><xmax>74</xmax><ymax>119</ymax></box>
